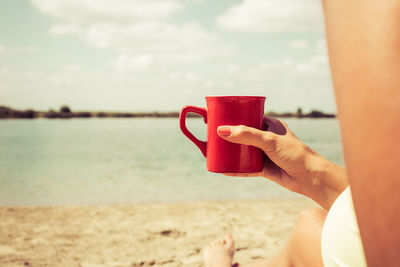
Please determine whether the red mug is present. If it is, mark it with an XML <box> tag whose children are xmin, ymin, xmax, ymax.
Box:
<box><xmin>179</xmin><ymin>96</ymin><xmax>266</xmax><ymax>173</ymax></box>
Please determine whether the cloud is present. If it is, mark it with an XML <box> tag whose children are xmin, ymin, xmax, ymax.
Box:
<box><xmin>16</xmin><ymin>0</ymin><xmax>335</xmax><ymax>112</ymax></box>
<box><xmin>30</xmin><ymin>0</ymin><xmax>232</xmax><ymax>69</ymax></box>
<box><xmin>0</xmin><ymin>67</ymin><xmax>9</xmax><ymax>74</ymax></box>
<box><xmin>226</xmin><ymin>64</ymin><xmax>241</xmax><ymax>75</ymax></box>
<box><xmin>295</xmin><ymin>54</ymin><xmax>329</xmax><ymax>74</ymax></box>
<box><xmin>290</xmin><ymin>40</ymin><xmax>309</xmax><ymax>49</ymax></box>
<box><xmin>216</xmin><ymin>0</ymin><xmax>324</xmax><ymax>33</ymax></box>
<box><xmin>316</xmin><ymin>39</ymin><xmax>327</xmax><ymax>53</ymax></box>
<box><xmin>50</xmin><ymin>23</ymin><xmax>84</xmax><ymax>36</ymax></box>
<box><xmin>218</xmin><ymin>54</ymin><xmax>333</xmax><ymax>111</ymax></box>
<box><xmin>111</xmin><ymin>54</ymin><xmax>154</xmax><ymax>72</ymax></box>
<box><xmin>64</xmin><ymin>64</ymin><xmax>82</xmax><ymax>72</ymax></box>
<box><xmin>0</xmin><ymin>45</ymin><xmax>37</xmax><ymax>56</ymax></box>
<box><xmin>30</xmin><ymin>0</ymin><xmax>181</xmax><ymax>22</ymax></box>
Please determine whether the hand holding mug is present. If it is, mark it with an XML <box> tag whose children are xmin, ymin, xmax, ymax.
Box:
<box><xmin>217</xmin><ymin>117</ymin><xmax>348</xmax><ymax>210</ymax></box>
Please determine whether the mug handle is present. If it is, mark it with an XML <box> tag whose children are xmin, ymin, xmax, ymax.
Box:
<box><xmin>179</xmin><ymin>106</ymin><xmax>208</xmax><ymax>157</ymax></box>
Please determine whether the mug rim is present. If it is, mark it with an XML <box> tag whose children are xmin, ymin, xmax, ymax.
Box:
<box><xmin>205</xmin><ymin>95</ymin><xmax>266</xmax><ymax>100</ymax></box>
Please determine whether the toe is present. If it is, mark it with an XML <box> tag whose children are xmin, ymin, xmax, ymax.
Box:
<box><xmin>204</xmin><ymin>236</ymin><xmax>235</xmax><ymax>267</ymax></box>
<box><xmin>225</xmin><ymin>234</ymin><xmax>232</xmax><ymax>241</ymax></box>
<box><xmin>224</xmin><ymin>234</ymin><xmax>233</xmax><ymax>246</ymax></box>
<box><xmin>223</xmin><ymin>234</ymin><xmax>235</xmax><ymax>256</ymax></box>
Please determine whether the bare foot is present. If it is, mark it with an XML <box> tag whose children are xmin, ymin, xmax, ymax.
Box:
<box><xmin>204</xmin><ymin>234</ymin><xmax>236</xmax><ymax>267</ymax></box>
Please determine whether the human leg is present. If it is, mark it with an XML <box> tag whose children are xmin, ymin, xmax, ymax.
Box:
<box><xmin>245</xmin><ymin>208</ymin><xmax>326</xmax><ymax>267</ymax></box>
<box><xmin>204</xmin><ymin>208</ymin><xmax>326</xmax><ymax>267</ymax></box>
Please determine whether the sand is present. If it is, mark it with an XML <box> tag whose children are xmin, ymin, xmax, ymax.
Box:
<box><xmin>0</xmin><ymin>198</ymin><xmax>316</xmax><ymax>267</ymax></box>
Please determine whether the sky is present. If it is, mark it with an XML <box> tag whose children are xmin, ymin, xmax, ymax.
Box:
<box><xmin>0</xmin><ymin>0</ymin><xmax>336</xmax><ymax>113</ymax></box>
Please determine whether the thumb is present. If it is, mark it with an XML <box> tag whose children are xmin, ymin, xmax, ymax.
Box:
<box><xmin>217</xmin><ymin>125</ymin><xmax>278</xmax><ymax>153</ymax></box>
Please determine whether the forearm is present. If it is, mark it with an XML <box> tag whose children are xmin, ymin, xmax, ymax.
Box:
<box><xmin>305</xmin><ymin>154</ymin><xmax>348</xmax><ymax>211</ymax></box>
<box><xmin>322</xmin><ymin>0</ymin><xmax>400</xmax><ymax>265</ymax></box>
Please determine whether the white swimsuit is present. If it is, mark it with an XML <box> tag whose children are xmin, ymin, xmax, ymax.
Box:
<box><xmin>321</xmin><ymin>187</ymin><xmax>367</xmax><ymax>267</ymax></box>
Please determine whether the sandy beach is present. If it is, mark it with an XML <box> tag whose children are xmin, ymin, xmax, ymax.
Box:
<box><xmin>0</xmin><ymin>198</ymin><xmax>316</xmax><ymax>267</ymax></box>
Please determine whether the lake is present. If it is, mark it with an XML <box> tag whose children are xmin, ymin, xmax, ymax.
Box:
<box><xmin>0</xmin><ymin>118</ymin><xmax>343</xmax><ymax>205</ymax></box>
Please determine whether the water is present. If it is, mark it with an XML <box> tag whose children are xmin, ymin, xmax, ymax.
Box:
<box><xmin>0</xmin><ymin>118</ymin><xmax>343</xmax><ymax>206</ymax></box>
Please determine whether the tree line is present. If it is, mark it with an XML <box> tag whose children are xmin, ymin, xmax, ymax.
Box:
<box><xmin>0</xmin><ymin>106</ymin><xmax>335</xmax><ymax>119</ymax></box>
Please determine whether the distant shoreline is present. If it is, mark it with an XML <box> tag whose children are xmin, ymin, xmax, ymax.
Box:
<box><xmin>0</xmin><ymin>105</ymin><xmax>336</xmax><ymax>119</ymax></box>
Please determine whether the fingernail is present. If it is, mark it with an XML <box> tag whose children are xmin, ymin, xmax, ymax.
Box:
<box><xmin>217</xmin><ymin>126</ymin><xmax>231</xmax><ymax>137</ymax></box>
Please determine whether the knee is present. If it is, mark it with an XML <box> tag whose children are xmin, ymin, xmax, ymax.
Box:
<box><xmin>297</xmin><ymin>208</ymin><xmax>326</xmax><ymax>226</ymax></box>
<box><xmin>290</xmin><ymin>208</ymin><xmax>327</xmax><ymax>242</ymax></box>
<box><xmin>286</xmin><ymin>208</ymin><xmax>327</xmax><ymax>266</ymax></box>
